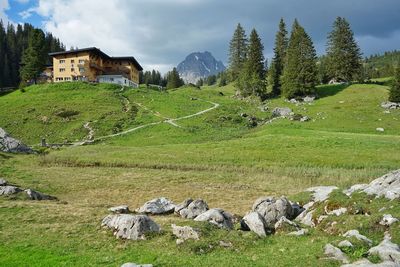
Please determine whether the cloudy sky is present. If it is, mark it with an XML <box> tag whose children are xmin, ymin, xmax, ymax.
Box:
<box><xmin>2</xmin><ymin>0</ymin><xmax>400</xmax><ymax>73</ymax></box>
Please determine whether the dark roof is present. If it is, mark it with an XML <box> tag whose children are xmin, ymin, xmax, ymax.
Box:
<box><xmin>48</xmin><ymin>47</ymin><xmax>143</xmax><ymax>71</ymax></box>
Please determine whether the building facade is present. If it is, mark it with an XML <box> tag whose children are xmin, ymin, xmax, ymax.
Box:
<box><xmin>49</xmin><ymin>47</ymin><xmax>143</xmax><ymax>87</ymax></box>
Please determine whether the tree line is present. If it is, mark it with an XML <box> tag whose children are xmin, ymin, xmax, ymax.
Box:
<box><xmin>0</xmin><ymin>21</ymin><xmax>65</xmax><ymax>88</ymax></box>
<box><xmin>227</xmin><ymin>17</ymin><xmax>363</xmax><ymax>99</ymax></box>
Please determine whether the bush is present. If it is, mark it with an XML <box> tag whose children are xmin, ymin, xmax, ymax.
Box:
<box><xmin>389</xmin><ymin>68</ymin><xmax>400</xmax><ymax>103</ymax></box>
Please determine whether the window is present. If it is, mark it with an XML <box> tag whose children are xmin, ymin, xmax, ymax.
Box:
<box><xmin>71</xmin><ymin>68</ymin><xmax>75</xmax><ymax>72</ymax></box>
<box><xmin>71</xmin><ymin>59</ymin><xmax>75</xmax><ymax>63</ymax></box>
<box><xmin>79</xmin><ymin>59</ymin><xmax>85</xmax><ymax>64</ymax></box>
<box><xmin>79</xmin><ymin>68</ymin><xmax>85</xmax><ymax>73</ymax></box>
<box><xmin>59</xmin><ymin>68</ymin><xmax>65</xmax><ymax>72</ymax></box>
<box><xmin>65</xmin><ymin>77</ymin><xmax>71</xmax><ymax>81</ymax></box>
<box><xmin>56</xmin><ymin>77</ymin><xmax>63</xmax><ymax>81</ymax></box>
<box><xmin>59</xmin><ymin>59</ymin><xmax>65</xmax><ymax>64</ymax></box>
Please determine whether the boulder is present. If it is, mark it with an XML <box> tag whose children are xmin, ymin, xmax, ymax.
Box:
<box><xmin>307</xmin><ymin>186</ymin><xmax>338</xmax><ymax>202</ymax></box>
<box><xmin>325</xmin><ymin>207</ymin><xmax>347</xmax><ymax>216</ymax></box>
<box><xmin>0</xmin><ymin>185</ymin><xmax>22</xmax><ymax>196</ymax></box>
<box><xmin>179</xmin><ymin>199</ymin><xmax>209</xmax><ymax>219</ymax></box>
<box><xmin>287</xmin><ymin>229</ymin><xmax>308</xmax><ymax>236</ymax></box>
<box><xmin>272</xmin><ymin>107</ymin><xmax>292</xmax><ymax>118</ymax></box>
<box><xmin>341</xmin><ymin>259</ymin><xmax>398</xmax><ymax>267</ymax></box>
<box><xmin>171</xmin><ymin>224</ymin><xmax>200</xmax><ymax>241</ymax></box>
<box><xmin>136</xmin><ymin>197</ymin><xmax>175</xmax><ymax>215</ymax></box>
<box><xmin>381</xmin><ymin>101</ymin><xmax>400</xmax><ymax>109</ymax></box>
<box><xmin>324</xmin><ymin>243</ymin><xmax>349</xmax><ymax>264</ymax></box>
<box><xmin>343</xmin><ymin>230</ymin><xmax>372</xmax><ymax>245</ymax></box>
<box><xmin>379</xmin><ymin>214</ymin><xmax>398</xmax><ymax>226</ymax></box>
<box><xmin>109</xmin><ymin>205</ymin><xmax>130</xmax><ymax>214</ymax></box>
<box><xmin>174</xmin><ymin>198</ymin><xmax>193</xmax><ymax>213</ymax></box>
<box><xmin>102</xmin><ymin>214</ymin><xmax>160</xmax><ymax>240</ymax></box>
<box><xmin>376</xmin><ymin>128</ymin><xmax>385</xmax><ymax>132</ymax></box>
<box><xmin>24</xmin><ymin>189</ymin><xmax>57</xmax><ymax>200</ymax></box>
<box><xmin>303</xmin><ymin>96</ymin><xmax>315</xmax><ymax>103</ymax></box>
<box><xmin>194</xmin><ymin>208</ymin><xmax>234</xmax><ymax>230</ymax></box>
<box><xmin>274</xmin><ymin>216</ymin><xmax>300</xmax><ymax>233</ymax></box>
<box><xmin>343</xmin><ymin>184</ymin><xmax>368</xmax><ymax>196</ymax></box>
<box><xmin>368</xmin><ymin>233</ymin><xmax>400</xmax><ymax>263</ymax></box>
<box><xmin>0</xmin><ymin>178</ymin><xmax>7</xmax><ymax>186</ymax></box>
<box><xmin>240</xmin><ymin>211</ymin><xmax>269</xmax><ymax>237</ymax></box>
<box><xmin>296</xmin><ymin>209</ymin><xmax>315</xmax><ymax>227</ymax></box>
<box><xmin>338</xmin><ymin>240</ymin><xmax>353</xmax><ymax>248</ymax></box>
<box><xmin>300</xmin><ymin>116</ymin><xmax>310</xmax><ymax>122</ymax></box>
<box><xmin>0</xmin><ymin>127</ymin><xmax>35</xmax><ymax>154</ymax></box>
<box><xmin>362</xmin><ymin>170</ymin><xmax>400</xmax><ymax>200</ymax></box>
<box><xmin>252</xmin><ymin>196</ymin><xmax>294</xmax><ymax>229</ymax></box>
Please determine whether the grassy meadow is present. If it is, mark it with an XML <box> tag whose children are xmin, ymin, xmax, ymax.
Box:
<box><xmin>0</xmin><ymin>81</ymin><xmax>399</xmax><ymax>266</ymax></box>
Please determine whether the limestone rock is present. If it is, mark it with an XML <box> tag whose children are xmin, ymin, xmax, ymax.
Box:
<box><xmin>303</xmin><ymin>96</ymin><xmax>316</xmax><ymax>103</ymax></box>
<box><xmin>379</xmin><ymin>214</ymin><xmax>399</xmax><ymax>226</ymax></box>
<box><xmin>324</xmin><ymin>243</ymin><xmax>349</xmax><ymax>263</ymax></box>
<box><xmin>368</xmin><ymin>233</ymin><xmax>400</xmax><ymax>263</ymax></box>
<box><xmin>376</xmin><ymin>128</ymin><xmax>385</xmax><ymax>132</ymax></box>
<box><xmin>307</xmin><ymin>186</ymin><xmax>338</xmax><ymax>202</ymax></box>
<box><xmin>362</xmin><ymin>170</ymin><xmax>400</xmax><ymax>200</ymax></box>
<box><xmin>0</xmin><ymin>178</ymin><xmax>7</xmax><ymax>186</ymax></box>
<box><xmin>287</xmin><ymin>229</ymin><xmax>309</xmax><ymax>236</ymax></box>
<box><xmin>343</xmin><ymin>230</ymin><xmax>372</xmax><ymax>245</ymax></box>
<box><xmin>252</xmin><ymin>196</ymin><xmax>294</xmax><ymax>229</ymax></box>
<box><xmin>194</xmin><ymin>208</ymin><xmax>234</xmax><ymax>230</ymax></box>
<box><xmin>136</xmin><ymin>197</ymin><xmax>175</xmax><ymax>215</ymax></box>
<box><xmin>343</xmin><ymin>184</ymin><xmax>368</xmax><ymax>196</ymax></box>
<box><xmin>338</xmin><ymin>240</ymin><xmax>353</xmax><ymax>248</ymax></box>
<box><xmin>171</xmin><ymin>224</ymin><xmax>200</xmax><ymax>241</ymax></box>
<box><xmin>174</xmin><ymin>198</ymin><xmax>193</xmax><ymax>214</ymax></box>
<box><xmin>102</xmin><ymin>214</ymin><xmax>160</xmax><ymax>240</ymax></box>
<box><xmin>341</xmin><ymin>259</ymin><xmax>398</xmax><ymax>266</ymax></box>
<box><xmin>296</xmin><ymin>209</ymin><xmax>315</xmax><ymax>227</ymax></box>
<box><xmin>325</xmin><ymin>207</ymin><xmax>347</xmax><ymax>216</ymax></box>
<box><xmin>24</xmin><ymin>189</ymin><xmax>57</xmax><ymax>201</ymax></box>
<box><xmin>381</xmin><ymin>101</ymin><xmax>400</xmax><ymax>109</ymax></box>
<box><xmin>179</xmin><ymin>199</ymin><xmax>209</xmax><ymax>219</ymax></box>
<box><xmin>272</xmin><ymin>107</ymin><xmax>293</xmax><ymax>118</ymax></box>
<box><xmin>0</xmin><ymin>185</ymin><xmax>22</xmax><ymax>196</ymax></box>
<box><xmin>109</xmin><ymin>205</ymin><xmax>130</xmax><ymax>214</ymax></box>
<box><xmin>241</xmin><ymin>211</ymin><xmax>268</xmax><ymax>237</ymax></box>
<box><xmin>274</xmin><ymin>216</ymin><xmax>300</xmax><ymax>233</ymax></box>
<box><xmin>0</xmin><ymin>127</ymin><xmax>35</xmax><ymax>154</ymax></box>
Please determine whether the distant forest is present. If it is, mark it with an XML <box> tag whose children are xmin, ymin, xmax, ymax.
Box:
<box><xmin>364</xmin><ymin>50</ymin><xmax>400</xmax><ymax>79</ymax></box>
<box><xmin>0</xmin><ymin>21</ymin><xmax>65</xmax><ymax>88</ymax></box>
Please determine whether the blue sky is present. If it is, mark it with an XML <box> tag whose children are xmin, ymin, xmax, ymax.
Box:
<box><xmin>1</xmin><ymin>0</ymin><xmax>400</xmax><ymax>73</ymax></box>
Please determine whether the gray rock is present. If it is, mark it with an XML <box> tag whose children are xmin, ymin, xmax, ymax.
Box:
<box><xmin>287</xmin><ymin>228</ymin><xmax>309</xmax><ymax>236</ymax></box>
<box><xmin>179</xmin><ymin>199</ymin><xmax>209</xmax><ymax>219</ymax></box>
<box><xmin>272</xmin><ymin>107</ymin><xmax>293</xmax><ymax>118</ymax></box>
<box><xmin>338</xmin><ymin>240</ymin><xmax>354</xmax><ymax>248</ymax></box>
<box><xmin>376</xmin><ymin>128</ymin><xmax>385</xmax><ymax>132</ymax></box>
<box><xmin>300</xmin><ymin>116</ymin><xmax>310</xmax><ymax>122</ymax></box>
<box><xmin>381</xmin><ymin>101</ymin><xmax>400</xmax><ymax>109</ymax></box>
<box><xmin>0</xmin><ymin>127</ymin><xmax>35</xmax><ymax>154</ymax></box>
<box><xmin>241</xmin><ymin>211</ymin><xmax>268</xmax><ymax>237</ymax></box>
<box><xmin>120</xmin><ymin>263</ymin><xmax>153</xmax><ymax>267</ymax></box>
<box><xmin>102</xmin><ymin>214</ymin><xmax>160</xmax><ymax>240</ymax></box>
<box><xmin>343</xmin><ymin>184</ymin><xmax>368</xmax><ymax>196</ymax></box>
<box><xmin>194</xmin><ymin>208</ymin><xmax>234</xmax><ymax>230</ymax></box>
<box><xmin>307</xmin><ymin>186</ymin><xmax>338</xmax><ymax>202</ymax></box>
<box><xmin>379</xmin><ymin>214</ymin><xmax>399</xmax><ymax>226</ymax></box>
<box><xmin>0</xmin><ymin>185</ymin><xmax>22</xmax><ymax>196</ymax></box>
<box><xmin>274</xmin><ymin>216</ymin><xmax>300</xmax><ymax>232</ymax></box>
<box><xmin>136</xmin><ymin>197</ymin><xmax>175</xmax><ymax>215</ymax></box>
<box><xmin>109</xmin><ymin>205</ymin><xmax>130</xmax><ymax>214</ymax></box>
<box><xmin>296</xmin><ymin>209</ymin><xmax>315</xmax><ymax>227</ymax></box>
<box><xmin>341</xmin><ymin>259</ymin><xmax>398</xmax><ymax>267</ymax></box>
<box><xmin>303</xmin><ymin>96</ymin><xmax>315</xmax><ymax>103</ymax></box>
<box><xmin>252</xmin><ymin>196</ymin><xmax>294</xmax><ymax>229</ymax></box>
<box><xmin>0</xmin><ymin>178</ymin><xmax>7</xmax><ymax>186</ymax></box>
<box><xmin>325</xmin><ymin>207</ymin><xmax>347</xmax><ymax>216</ymax></box>
<box><xmin>174</xmin><ymin>198</ymin><xmax>193</xmax><ymax>213</ymax></box>
<box><xmin>24</xmin><ymin>189</ymin><xmax>57</xmax><ymax>200</ymax></box>
<box><xmin>343</xmin><ymin>230</ymin><xmax>372</xmax><ymax>245</ymax></box>
<box><xmin>369</xmin><ymin>233</ymin><xmax>400</xmax><ymax>263</ymax></box>
<box><xmin>171</xmin><ymin>224</ymin><xmax>200</xmax><ymax>241</ymax></box>
<box><xmin>362</xmin><ymin>170</ymin><xmax>400</xmax><ymax>200</ymax></box>
<box><xmin>324</xmin><ymin>243</ymin><xmax>349</xmax><ymax>263</ymax></box>
<box><xmin>291</xmin><ymin>203</ymin><xmax>305</xmax><ymax>219</ymax></box>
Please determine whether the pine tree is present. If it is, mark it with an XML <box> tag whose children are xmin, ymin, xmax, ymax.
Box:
<box><xmin>166</xmin><ymin>67</ymin><xmax>183</xmax><ymax>89</ymax></box>
<box><xmin>0</xmin><ymin>20</ymin><xmax>5</xmax><ymax>88</ymax></box>
<box><xmin>20</xmin><ymin>29</ymin><xmax>47</xmax><ymax>85</ymax></box>
<box><xmin>267</xmin><ymin>18</ymin><xmax>288</xmax><ymax>95</ymax></box>
<box><xmin>228</xmin><ymin>23</ymin><xmax>248</xmax><ymax>81</ymax></box>
<box><xmin>389</xmin><ymin>67</ymin><xmax>400</xmax><ymax>103</ymax></box>
<box><xmin>326</xmin><ymin>17</ymin><xmax>362</xmax><ymax>82</ymax></box>
<box><xmin>282</xmin><ymin>19</ymin><xmax>318</xmax><ymax>98</ymax></box>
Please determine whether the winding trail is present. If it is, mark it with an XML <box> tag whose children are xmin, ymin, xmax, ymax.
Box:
<box><xmin>71</xmin><ymin>86</ymin><xmax>220</xmax><ymax>145</ymax></box>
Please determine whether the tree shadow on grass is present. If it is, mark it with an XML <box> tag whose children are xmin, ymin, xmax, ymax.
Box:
<box><xmin>316</xmin><ymin>84</ymin><xmax>350</xmax><ymax>99</ymax></box>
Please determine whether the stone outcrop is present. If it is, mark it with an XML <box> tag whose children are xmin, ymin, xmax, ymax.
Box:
<box><xmin>24</xmin><ymin>189</ymin><xmax>57</xmax><ymax>200</ymax></box>
<box><xmin>194</xmin><ymin>208</ymin><xmax>234</xmax><ymax>230</ymax></box>
<box><xmin>241</xmin><ymin>211</ymin><xmax>269</xmax><ymax>237</ymax></box>
<box><xmin>178</xmin><ymin>199</ymin><xmax>209</xmax><ymax>219</ymax></box>
<box><xmin>174</xmin><ymin>198</ymin><xmax>193</xmax><ymax>214</ymax></box>
<box><xmin>343</xmin><ymin>230</ymin><xmax>372</xmax><ymax>245</ymax></box>
<box><xmin>136</xmin><ymin>197</ymin><xmax>175</xmax><ymax>215</ymax></box>
<box><xmin>0</xmin><ymin>178</ymin><xmax>7</xmax><ymax>186</ymax></box>
<box><xmin>381</xmin><ymin>101</ymin><xmax>400</xmax><ymax>109</ymax></box>
<box><xmin>368</xmin><ymin>233</ymin><xmax>400</xmax><ymax>264</ymax></box>
<box><xmin>0</xmin><ymin>127</ymin><xmax>35</xmax><ymax>154</ymax></box>
<box><xmin>109</xmin><ymin>205</ymin><xmax>130</xmax><ymax>214</ymax></box>
<box><xmin>379</xmin><ymin>214</ymin><xmax>398</xmax><ymax>226</ymax></box>
<box><xmin>307</xmin><ymin>186</ymin><xmax>338</xmax><ymax>202</ymax></box>
<box><xmin>0</xmin><ymin>185</ymin><xmax>22</xmax><ymax>196</ymax></box>
<box><xmin>324</xmin><ymin>243</ymin><xmax>349</xmax><ymax>264</ymax></box>
<box><xmin>272</xmin><ymin>107</ymin><xmax>293</xmax><ymax>118</ymax></box>
<box><xmin>102</xmin><ymin>214</ymin><xmax>160</xmax><ymax>240</ymax></box>
<box><xmin>171</xmin><ymin>224</ymin><xmax>200</xmax><ymax>242</ymax></box>
<box><xmin>252</xmin><ymin>196</ymin><xmax>295</xmax><ymax>229</ymax></box>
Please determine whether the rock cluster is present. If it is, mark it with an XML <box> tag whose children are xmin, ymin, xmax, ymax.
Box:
<box><xmin>0</xmin><ymin>178</ymin><xmax>57</xmax><ymax>200</ymax></box>
<box><xmin>0</xmin><ymin>127</ymin><xmax>35</xmax><ymax>154</ymax></box>
<box><xmin>381</xmin><ymin>101</ymin><xmax>400</xmax><ymax>109</ymax></box>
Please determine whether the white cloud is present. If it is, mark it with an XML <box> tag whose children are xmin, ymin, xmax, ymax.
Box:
<box><xmin>0</xmin><ymin>0</ymin><xmax>11</xmax><ymax>24</ymax></box>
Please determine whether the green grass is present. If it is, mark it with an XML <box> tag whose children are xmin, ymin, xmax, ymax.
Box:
<box><xmin>0</xmin><ymin>81</ymin><xmax>399</xmax><ymax>266</ymax></box>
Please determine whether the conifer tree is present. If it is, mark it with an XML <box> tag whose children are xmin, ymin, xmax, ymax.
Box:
<box><xmin>236</xmin><ymin>29</ymin><xmax>265</xmax><ymax>97</ymax></box>
<box><xmin>326</xmin><ymin>17</ymin><xmax>362</xmax><ymax>82</ymax></box>
<box><xmin>228</xmin><ymin>23</ymin><xmax>248</xmax><ymax>81</ymax></box>
<box><xmin>20</xmin><ymin>29</ymin><xmax>47</xmax><ymax>85</ymax></box>
<box><xmin>282</xmin><ymin>19</ymin><xmax>317</xmax><ymax>98</ymax></box>
<box><xmin>267</xmin><ymin>18</ymin><xmax>288</xmax><ymax>95</ymax></box>
<box><xmin>0</xmin><ymin>20</ymin><xmax>5</xmax><ymax>87</ymax></box>
<box><xmin>389</xmin><ymin>67</ymin><xmax>400</xmax><ymax>103</ymax></box>
<box><xmin>166</xmin><ymin>67</ymin><xmax>183</xmax><ymax>89</ymax></box>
